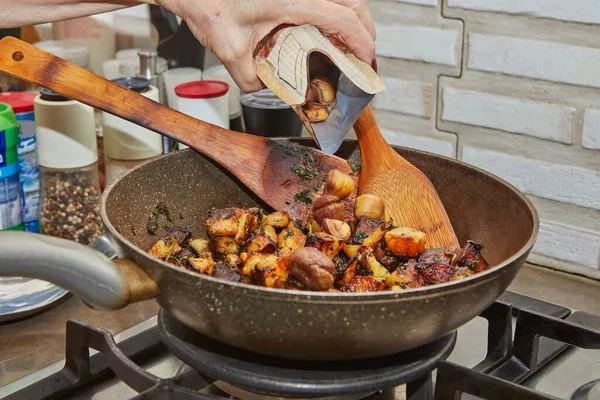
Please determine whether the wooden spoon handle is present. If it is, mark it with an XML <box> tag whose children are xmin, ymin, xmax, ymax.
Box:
<box><xmin>0</xmin><ymin>36</ymin><xmax>267</xmax><ymax>176</ymax></box>
<box><xmin>353</xmin><ymin>105</ymin><xmax>411</xmax><ymax>181</ymax></box>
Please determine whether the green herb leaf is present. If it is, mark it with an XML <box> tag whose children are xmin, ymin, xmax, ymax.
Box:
<box><xmin>290</xmin><ymin>164</ymin><xmax>319</xmax><ymax>181</ymax></box>
<box><xmin>146</xmin><ymin>212</ymin><xmax>158</xmax><ymax>235</ymax></box>
<box><xmin>293</xmin><ymin>190</ymin><xmax>313</xmax><ymax>205</ymax></box>
<box><xmin>284</xmin><ymin>227</ymin><xmax>294</xmax><ymax>238</ymax></box>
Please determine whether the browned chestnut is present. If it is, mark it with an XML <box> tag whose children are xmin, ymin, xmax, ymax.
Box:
<box><xmin>288</xmin><ymin>247</ymin><xmax>335</xmax><ymax>291</ymax></box>
<box><xmin>321</xmin><ymin>218</ymin><xmax>351</xmax><ymax>241</ymax></box>
<box><xmin>324</xmin><ymin>169</ymin><xmax>355</xmax><ymax>200</ymax></box>
<box><xmin>310</xmin><ymin>77</ymin><xmax>336</xmax><ymax>105</ymax></box>
<box><xmin>354</xmin><ymin>194</ymin><xmax>385</xmax><ymax>221</ymax></box>
<box><xmin>302</xmin><ymin>102</ymin><xmax>328</xmax><ymax>122</ymax></box>
<box><xmin>312</xmin><ymin>194</ymin><xmax>345</xmax><ymax>224</ymax></box>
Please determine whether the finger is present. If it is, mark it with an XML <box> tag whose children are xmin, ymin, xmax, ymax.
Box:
<box><xmin>274</xmin><ymin>0</ymin><xmax>375</xmax><ymax>63</ymax></box>
<box><xmin>324</xmin><ymin>0</ymin><xmax>376</xmax><ymax>39</ymax></box>
<box><xmin>223</xmin><ymin>54</ymin><xmax>265</xmax><ymax>94</ymax></box>
<box><xmin>206</xmin><ymin>29</ymin><xmax>266</xmax><ymax>93</ymax></box>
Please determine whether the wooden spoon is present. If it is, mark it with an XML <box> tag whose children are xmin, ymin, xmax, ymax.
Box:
<box><xmin>0</xmin><ymin>36</ymin><xmax>355</xmax><ymax>222</ymax></box>
<box><xmin>353</xmin><ymin>105</ymin><xmax>460</xmax><ymax>251</ymax></box>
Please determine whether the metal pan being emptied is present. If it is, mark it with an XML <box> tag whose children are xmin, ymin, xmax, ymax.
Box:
<box><xmin>0</xmin><ymin>140</ymin><xmax>539</xmax><ymax>361</ymax></box>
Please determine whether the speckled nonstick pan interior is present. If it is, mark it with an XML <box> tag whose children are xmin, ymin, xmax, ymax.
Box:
<box><xmin>101</xmin><ymin>138</ymin><xmax>538</xmax><ymax>361</ymax></box>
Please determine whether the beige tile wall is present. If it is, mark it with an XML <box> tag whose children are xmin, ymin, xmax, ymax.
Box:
<box><xmin>369</xmin><ymin>0</ymin><xmax>600</xmax><ymax>279</ymax></box>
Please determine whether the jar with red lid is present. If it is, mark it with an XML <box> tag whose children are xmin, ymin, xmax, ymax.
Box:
<box><xmin>174</xmin><ymin>80</ymin><xmax>230</xmax><ymax>149</ymax></box>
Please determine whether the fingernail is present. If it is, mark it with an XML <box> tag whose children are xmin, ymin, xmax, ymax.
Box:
<box><xmin>371</xmin><ymin>58</ymin><xmax>378</xmax><ymax>73</ymax></box>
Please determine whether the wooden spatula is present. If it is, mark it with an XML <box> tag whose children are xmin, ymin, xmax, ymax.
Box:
<box><xmin>0</xmin><ymin>36</ymin><xmax>355</xmax><ymax>222</ymax></box>
<box><xmin>353</xmin><ymin>105</ymin><xmax>460</xmax><ymax>251</ymax></box>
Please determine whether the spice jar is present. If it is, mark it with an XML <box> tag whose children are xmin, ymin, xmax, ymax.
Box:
<box><xmin>34</xmin><ymin>88</ymin><xmax>104</xmax><ymax>245</ymax></box>
<box><xmin>102</xmin><ymin>77</ymin><xmax>163</xmax><ymax>186</ymax></box>
<box><xmin>203</xmin><ymin>65</ymin><xmax>244</xmax><ymax>132</ymax></box>
<box><xmin>174</xmin><ymin>80</ymin><xmax>229</xmax><ymax>150</ymax></box>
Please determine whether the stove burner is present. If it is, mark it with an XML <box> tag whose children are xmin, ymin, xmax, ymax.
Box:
<box><xmin>158</xmin><ymin>310</ymin><xmax>457</xmax><ymax>398</ymax></box>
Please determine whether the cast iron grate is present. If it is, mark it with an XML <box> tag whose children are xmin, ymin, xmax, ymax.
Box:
<box><xmin>433</xmin><ymin>292</ymin><xmax>600</xmax><ymax>400</ymax></box>
<box><xmin>3</xmin><ymin>291</ymin><xmax>600</xmax><ymax>400</ymax></box>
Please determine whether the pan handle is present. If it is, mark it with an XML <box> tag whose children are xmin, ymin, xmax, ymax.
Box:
<box><xmin>0</xmin><ymin>231</ymin><xmax>159</xmax><ymax>310</ymax></box>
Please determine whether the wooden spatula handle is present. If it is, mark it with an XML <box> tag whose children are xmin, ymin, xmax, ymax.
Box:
<box><xmin>0</xmin><ymin>36</ymin><xmax>264</xmax><ymax>169</ymax></box>
<box><xmin>353</xmin><ymin>105</ymin><xmax>411</xmax><ymax>182</ymax></box>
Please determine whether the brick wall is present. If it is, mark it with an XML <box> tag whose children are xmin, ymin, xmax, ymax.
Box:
<box><xmin>368</xmin><ymin>0</ymin><xmax>600</xmax><ymax>279</ymax></box>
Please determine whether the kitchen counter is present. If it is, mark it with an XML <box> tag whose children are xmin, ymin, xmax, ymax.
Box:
<box><xmin>0</xmin><ymin>263</ymin><xmax>598</xmax><ymax>389</ymax></box>
<box><xmin>0</xmin><ymin>297</ymin><xmax>160</xmax><ymax>387</ymax></box>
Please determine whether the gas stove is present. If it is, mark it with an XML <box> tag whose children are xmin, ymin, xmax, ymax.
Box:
<box><xmin>0</xmin><ymin>291</ymin><xmax>599</xmax><ymax>400</ymax></box>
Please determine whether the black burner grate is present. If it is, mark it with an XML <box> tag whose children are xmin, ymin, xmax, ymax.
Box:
<box><xmin>157</xmin><ymin>310</ymin><xmax>457</xmax><ymax>398</ymax></box>
<box><xmin>2</xmin><ymin>291</ymin><xmax>600</xmax><ymax>400</ymax></box>
<box><xmin>433</xmin><ymin>292</ymin><xmax>600</xmax><ymax>400</ymax></box>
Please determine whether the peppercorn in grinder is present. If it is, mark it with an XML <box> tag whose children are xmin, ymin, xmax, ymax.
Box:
<box><xmin>254</xmin><ymin>25</ymin><xmax>385</xmax><ymax>155</ymax></box>
<box><xmin>34</xmin><ymin>88</ymin><xmax>105</xmax><ymax>245</ymax></box>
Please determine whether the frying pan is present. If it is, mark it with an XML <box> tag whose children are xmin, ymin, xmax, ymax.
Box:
<box><xmin>0</xmin><ymin>140</ymin><xmax>538</xmax><ymax>360</ymax></box>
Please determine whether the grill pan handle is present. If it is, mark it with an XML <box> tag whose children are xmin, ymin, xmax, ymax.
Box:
<box><xmin>0</xmin><ymin>232</ymin><xmax>159</xmax><ymax>310</ymax></box>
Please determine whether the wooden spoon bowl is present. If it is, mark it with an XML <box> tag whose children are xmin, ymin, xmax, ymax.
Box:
<box><xmin>353</xmin><ymin>106</ymin><xmax>460</xmax><ymax>251</ymax></box>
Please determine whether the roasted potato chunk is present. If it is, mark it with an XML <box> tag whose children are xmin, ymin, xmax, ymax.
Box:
<box><xmin>148</xmin><ymin>238</ymin><xmax>181</xmax><ymax>259</ymax></box>
<box><xmin>339</xmin><ymin>276</ymin><xmax>386</xmax><ymax>292</ymax></box>
<box><xmin>188</xmin><ymin>256</ymin><xmax>215</xmax><ymax>275</ymax></box>
<box><xmin>384</xmin><ymin>227</ymin><xmax>427</xmax><ymax>257</ymax></box>
<box><xmin>419</xmin><ymin>248</ymin><xmax>455</xmax><ymax>265</ymax></box>
<box><xmin>307</xmin><ymin>219</ymin><xmax>322</xmax><ymax>234</ymax></box>
<box><xmin>262</xmin><ymin>211</ymin><xmax>289</xmax><ymax>229</ymax></box>
<box><xmin>358</xmin><ymin>251</ymin><xmax>390</xmax><ymax>281</ymax></box>
<box><xmin>278</xmin><ymin>227</ymin><xmax>307</xmax><ymax>251</ymax></box>
<box><xmin>385</xmin><ymin>260</ymin><xmax>428</xmax><ymax>289</ymax></box>
<box><xmin>225</xmin><ymin>254</ymin><xmax>242</xmax><ymax>268</ymax></box>
<box><xmin>207</xmin><ymin>208</ymin><xmax>240</xmax><ymax>237</ymax></box>
<box><xmin>189</xmin><ymin>238</ymin><xmax>210</xmax><ymax>254</ymax></box>
<box><xmin>178</xmin><ymin>244</ymin><xmax>199</xmax><ymax>259</ymax></box>
<box><xmin>417</xmin><ymin>263</ymin><xmax>456</xmax><ymax>284</ymax></box>
<box><xmin>455</xmin><ymin>241</ymin><xmax>489</xmax><ymax>273</ymax></box>
<box><xmin>242</xmin><ymin>253</ymin><xmax>277</xmax><ymax>277</ymax></box>
<box><xmin>212</xmin><ymin>236</ymin><xmax>240</xmax><ymax>257</ymax></box>
<box><xmin>165</xmin><ymin>225</ymin><xmax>191</xmax><ymax>244</ymax></box>
<box><xmin>352</xmin><ymin>217</ymin><xmax>386</xmax><ymax>249</ymax></box>
<box><xmin>374</xmin><ymin>244</ymin><xmax>402</xmax><ymax>271</ymax></box>
<box><xmin>305</xmin><ymin>232</ymin><xmax>343</xmax><ymax>259</ymax></box>
<box><xmin>260</xmin><ymin>224</ymin><xmax>278</xmax><ymax>243</ymax></box>
<box><xmin>213</xmin><ymin>263</ymin><xmax>243</xmax><ymax>283</ymax></box>
<box><xmin>235</xmin><ymin>212</ymin><xmax>260</xmax><ymax>245</ymax></box>
<box><xmin>342</xmin><ymin>243</ymin><xmax>362</xmax><ymax>259</ymax></box>
<box><xmin>451</xmin><ymin>266</ymin><xmax>474</xmax><ymax>281</ymax></box>
<box><xmin>334</xmin><ymin>252</ymin><xmax>358</xmax><ymax>285</ymax></box>
<box><xmin>245</xmin><ymin>233</ymin><xmax>277</xmax><ymax>254</ymax></box>
<box><xmin>250</xmin><ymin>254</ymin><xmax>289</xmax><ymax>288</ymax></box>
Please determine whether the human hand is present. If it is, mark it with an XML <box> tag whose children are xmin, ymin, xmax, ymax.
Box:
<box><xmin>167</xmin><ymin>0</ymin><xmax>376</xmax><ymax>93</ymax></box>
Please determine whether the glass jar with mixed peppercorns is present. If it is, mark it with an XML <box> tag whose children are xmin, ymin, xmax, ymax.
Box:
<box><xmin>35</xmin><ymin>88</ymin><xmax>105</xmax><ymax>245</ymax></box>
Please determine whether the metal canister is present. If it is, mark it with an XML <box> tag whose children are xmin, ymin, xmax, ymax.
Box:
<box><xmin>138</xmin><ymin>50</ymin><xmax>173</xmax><ymax>153</ymax></box>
